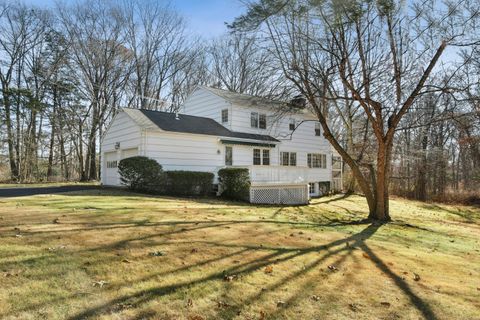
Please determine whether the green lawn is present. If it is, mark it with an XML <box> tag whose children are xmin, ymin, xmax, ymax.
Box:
<box><xmin>0</xmin><ymin>189</ymin><xmax>479</xmax><ymax>320</ymax></box>
<box><xmin>0</xmin><ymin>181</ymin><xmax>98</xmax><ymax>188</ymax></box>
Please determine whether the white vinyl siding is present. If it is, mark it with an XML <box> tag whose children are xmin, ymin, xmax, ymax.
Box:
<box><xmin>101</xmin><ymin>111</ymin><xmax>142</xmax><ymax>186</ymax></box>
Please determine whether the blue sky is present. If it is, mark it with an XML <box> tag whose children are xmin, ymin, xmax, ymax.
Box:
<box><xmin>25</xmin><ymin>0</ymin><xmax>245</xmax><ymax>38</ymax></box>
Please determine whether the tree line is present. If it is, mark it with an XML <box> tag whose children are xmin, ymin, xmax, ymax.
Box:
<box><xmin>0</xmin><ymin>0</ymin><xmax>478</xmax><ymax>217</ymax></box>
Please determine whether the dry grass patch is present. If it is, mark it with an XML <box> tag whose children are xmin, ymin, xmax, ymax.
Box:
<box><xmin>0</xmin><ymin>189</ymin><xmax>479</xmax><ymax>320</ymax></box>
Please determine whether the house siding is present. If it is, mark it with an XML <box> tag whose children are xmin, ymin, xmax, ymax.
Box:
<box><xmin>182</xmin><ymin>87</ymin><xmax>232</xmax><ymax>130</ymax></box>
<box><xmin>101</xmin><ymin>111</ymin><xmax>143</xmax><ymax>185</ymax></box>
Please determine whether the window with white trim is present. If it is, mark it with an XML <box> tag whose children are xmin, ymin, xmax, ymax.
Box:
<box><xmin>253</xmin><ymin>148</ymin><xmax>261</xmax><ymax>165</ymax></box>
<box><xmin>253</xmin><ymin>148</ymin><xmax>270</xmax><ymax>165</ymax></box>
<box><xmin>251</xmin><ymin>112</ymin><xmax>267</xmax><ymax>129</ymax></box>
<box><xmin>221</xmin><ymin>109</ymin><xmax>228</xmax><ymax>123</ymax></box>
<box><xmin>307</xmin><ymin>153</ymin><xmax>327</xmax><ymax>168</ymax></box>
<box><xmin>262</xmin><ymin>149</ymin><xmax>270</xmax><ymax>165</ymax></box>
<box><xmin>225</xmin><ymin>146</ymin><xmax>232</xmax><ymax>166</ymax></box>
<box><xmin>289</xmin><ymin>118</ymin><xmax>295</xmax><ymax>131</ymax></box>
<box><xmin>259</xmin><ymin>114</ymin><xmax>267</xmax><ymax>129</ymax></box>
<box><xmin>315</xmin><ymin>122</ymin><xmax>321</xmax><ymax>136</ymax></box>
<box><xmin>251</xmin><ymin>112</ymin><xmax>259</xmax><ymax>128</ymax></box>
<box><xmin>280</xmin><ymin>152</ymin><xmax>297</xmax><ymax>166</ymax></box>
<box><xmin>309</xmin><ymin>182</ymin><xmax>316</xmax><ymax>194</ymax></box>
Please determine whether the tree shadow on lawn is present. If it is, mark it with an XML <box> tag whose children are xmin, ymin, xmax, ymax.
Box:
<box><xmin>65</xmin><ymin>222</ymin><xmax>438</xmax><ymax>320</ymax></box>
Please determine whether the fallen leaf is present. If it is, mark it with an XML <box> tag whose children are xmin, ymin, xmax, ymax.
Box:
<box><xmin>328</xmin><ymin>265</ymin><xmax>338</xmax><ymax>271</ymax></box>
<box><xmin>53</xmin><ymin>218</ymin><xmax>60</xmax><ymax>224</ymax></box>
<box><xmin>276</xmin><ymin>300</ymin><xmax>286</xmax><ymax>307</ymax></box>
<box><xmin>349</xmin><ymin>303</ymin><xmax>359</xmax><ymax>312</ymax></box>
<box><xmin>413</xmin><ymin>273</ymin><xmax>421</xmax><ymax>281</ymax></box>
<box><xmin>264</xmin><ymin>265</ymin><xmax>273</xmax><ymax>274</ymax></box>
<box><xmin>216</xmin><ymin>301</ymin><xmax>231</xmax><ymax>309</ymax></box>
<box><xmin>362</xmin><ymin>253</ymin><xmax>370</xmax><ymax>259</ymax></box>
<box><xmin>149</xmin><ymin>251</ymin><xmax>165</xmax><ymax>256</ymax></box>
<box><xmin>93</xmin><ymin>280</ymin><xmax>108</xmax><ymax>288</ymax></box>
<box><xmin>122</xmin><ymin>259</ymin><xmax>131</xmax><ymax>263</ymax></box>
<box><xmin>188</xmin><ymin>315</ymin><xmax>204</xmax><ymax>320</ymax></box>
<box><xmin>259</xmin><ymin>310</ymin><xmax>266</xmax><ymax>320</ymax></box>
<box><xmin>380</xmin><ymin>301</ymin><xmax>391</xmax><ymax>307</ymax></box>
<box><xmin>223</xmin><ymin>274</ymin><xmax>237</xmax><ymax>282</ymax></box>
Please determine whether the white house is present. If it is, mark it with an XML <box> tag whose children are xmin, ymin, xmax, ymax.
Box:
<box><xmin>101</xmin><ymin>86</ymin><xmax>342</xmax><ymax>204</ymax></box>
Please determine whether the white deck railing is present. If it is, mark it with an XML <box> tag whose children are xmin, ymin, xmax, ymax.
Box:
<box><xmin>230</xmin><ymin>165</ymin><xmax>322</xmax><ymax>185</ymax></box>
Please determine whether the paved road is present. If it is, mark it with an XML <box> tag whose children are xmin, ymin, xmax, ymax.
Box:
<box><xmin>0</xmin><ymin>185</ymin><xmax>101</xmax><ymax>198</ymax></box>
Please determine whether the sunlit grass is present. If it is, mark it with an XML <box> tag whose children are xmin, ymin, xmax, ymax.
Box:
<box><xmin>0</xmin><ymin>190</ymin><xmax>479</xmax><ymax>319</ymax></box>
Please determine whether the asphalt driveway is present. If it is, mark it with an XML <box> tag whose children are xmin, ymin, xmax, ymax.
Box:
<box><xmin>0</xmin><ymin>185</ymin><xmax>101</xmax><ymax>198</ymax></box>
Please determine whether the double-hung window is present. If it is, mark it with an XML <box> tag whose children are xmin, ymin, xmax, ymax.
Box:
<box><xmin>253</xmin><ymin>148</ymin><xmax>270</xmax><ymax>165</ymax></box>
<box><xmin>221</xmin><ymin>109</ymin><xmax>228</xmax><ymax>123</ymax></box>
<box><xmin>315</xmin><ymin>122</ymin><xmax>321</xmax><ymax>136</ymax></box>
<box><xmin>259</xmin><ymin>114</ymin><xmax>267</xmax><ymax>129</ymax></box>
<box><xmin>262</xmin><ymin>149</ymin><xmax>270</xmax><ymax>165</ymax></box>
<box><xmin>280</xmin><ymin>152</ymin><xmax>297</xmax><ymax>166</ymax></box>
<box><xmin>308</xmin><ymin>153</ymin><xmax>327</xmax><ymax>168</ymax></box>
<box><xmin>251</xmin><ymin>112</ymin><xmax>267</xmax><ymax>129</ymax></box>
<box><xmin>251</xmin><ymin>112</ymin><xmax>259</xmax><ymax>128</ymax></box>
<box><xmin>289</xmin><ymin>118</ymin><xmax>295</xmax><ymax>131</ymax></box>
<box><xmin>225</xmin><ymin>146</ymin><xmax>233</xmax><ymax>166</ymax></box>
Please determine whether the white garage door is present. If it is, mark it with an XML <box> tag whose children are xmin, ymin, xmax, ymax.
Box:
<box><xmin>104</xmin><ymin>151</ymin><xmax>119</xmax><ymax>186</ymax></box>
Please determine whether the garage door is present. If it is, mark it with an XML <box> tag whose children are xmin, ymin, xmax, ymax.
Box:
<box><xmin>104</xmin><ymin>151</ymin><xmax>119</xmax><ymax>186</ymax></box>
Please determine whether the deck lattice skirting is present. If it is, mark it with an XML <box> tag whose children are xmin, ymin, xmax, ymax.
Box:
<box><xmin>250</xmin><ymin>183</ymin><xmax>309</xmax><ymax>205</ymax></box>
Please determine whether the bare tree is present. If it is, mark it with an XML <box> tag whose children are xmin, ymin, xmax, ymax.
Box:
<box><xmin>231</xmin><ymin>0</ymin><xmax>480</xmax><ymax>220</ymax></box>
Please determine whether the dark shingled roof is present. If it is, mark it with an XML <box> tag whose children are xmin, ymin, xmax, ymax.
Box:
<box><xmin>139</xmin><ymin>109</ymin><xmax>279</xmax><ymax>142</ymax></box>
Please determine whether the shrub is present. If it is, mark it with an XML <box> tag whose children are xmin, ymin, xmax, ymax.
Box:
<box><xmin>164</xmin><ymin>171</ymin><xmax>214</xmax><ymax>196</ymax></box>
<box><xmin>118</xmin><ymin>156</ymin><xmax>164</xmax><ymax>191</ymax></box>
<box><xmin>218</xmin><ymin>167</ymin><xmax>250</xmax><ymax>201</ymax></box>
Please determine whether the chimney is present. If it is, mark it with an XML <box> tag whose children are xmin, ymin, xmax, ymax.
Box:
<box><xmin>175</xmin><ymin>111</ymin><xmax>180</xmax><ymax>120</ymax></box>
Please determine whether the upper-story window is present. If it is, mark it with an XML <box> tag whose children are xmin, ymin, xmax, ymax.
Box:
<box><xmin>315</xmin><ymin>122</ymin><xmax>321</xmax><ymax>136</ymax></box>
<box><xmin>253</xmin><ymin>148</ymin><xmax>270</xmax><ymax>165</ymax></box>
<box><xmin>289</xmin><ymin>118</ymin><xmax>295</xmax><ymax>131</ymax></box>
<box><xmin>308</xmin><ymin>153</ymin><xmax>327</xmax><ymax>168</ymax></box>
<box><xmin>225</xmin><ymin>146</ymin><xmax>233</xmax><ymax>166</ymax></box>
<box><xmin>222</xmin><ymin>109</ymin><xmax>228</xmax><ymax>123</ymax></box>
<box><xmin>251</xmin><ymin>112</ymin><xmax>258</xmax><ymax>128</ymax></box>
<box><xmin>259</xmin><ymin>114</ymin><xmax>267</xmax><ymax>129</ymax></box>
<box><xmin>280</xmin><ymin>152</ymin><xmax>296</xmax><ymax>166</ymax></box>
<box><xmin>251</xmin><ymin>112</ymin><xmax>267</xmax><ymax>129</ymax></box>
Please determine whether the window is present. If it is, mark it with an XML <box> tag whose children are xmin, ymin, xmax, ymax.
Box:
<box><xmin>332</xmin><ymin>156</ymin><xmax>342</xmax><ymax>169</ymax></box>
<box><xmin>290</xmin><ymin>153</ymin><xmax>297</xmax><ymax>166</ymax></box>
<box><xmin>251</xmin><ymin>112</ymin><xmax>267</xmax><ymax>129</ymax></box>
<box><xmin>289</xmin><ymin>118</ymin><xmax>295</xmax><ymax>131</ymax></box>
<box><xmin>262</xmin><ymin>149</ymin><xmax>270</xmax><ymax>165</ymax></box>
<box><xmin>106</xmin><ymin>160</ymin><xmax>117</xmax><ymax>168</ymax></box>
<box><xmin>225</xmin><ymin>146</ymin><xmax>232</xmax><ymax>166</ymax></box>
<box><xmin>308</xmin><ymin>153</ymin><xmax>327</xmax><ymax>168</ymax></box>
<box><xmin>259</xmin><ymin>114</ymin><xmax>267</xmax><ymax>129</ymax></box>
<box><xmin>222</xmin><ymin>109</ymin><xmax>228</xmax><ymax>123</ymax></box>
<box><xmin>280</xmin><ymin>152</ymin><xmax>297</xmax><ymax>166</ymax></box>
<box><xmin>253</xmin><ymin>148</ymin><xmax>261</xmax><ymax>165</ymax></box>
<box><xmin>251</xmin><ymin>112</ymin><xmax>259</xmax><ymax>128</ymax></box>
<box><xmin>309</xmin><ymin>183</ymin><xmax>316</xmax><ymax>195</ymax></box>
<box><xmin>315</xmin><ymin>122</ymin><xmax>321</xmax><ymax>136</ymax></box>
<box><xmin>253</xmin><ymin>148</ymin><xmax>270</xmax><ymax>165</ymax></box>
